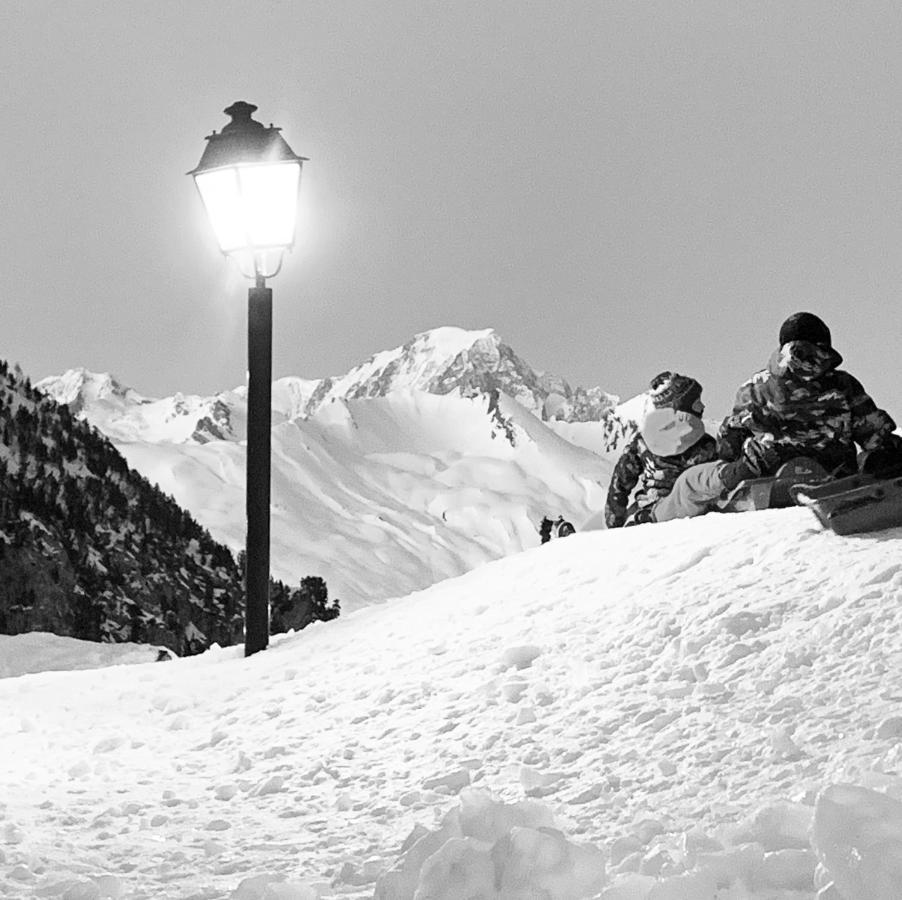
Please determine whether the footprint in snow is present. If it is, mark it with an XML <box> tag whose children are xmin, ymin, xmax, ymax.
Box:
<box><xmin>653</xmin><ymin>547</ymin><xmax>713</xmax><ymax>580</ymax></box>
<box><xmin>500</xmin><ymin>645</ymin><xmax>542</xmax><ymax>671</ymax></box>
<box><xmin>93</xmin><ymin>736</ymin><xmax>125</xmax><ymax>754</ymax></box>
<box><xmin>862</xmin><ymin>563</ymin><xmax>902</xmax><ymax>586</ymax></box>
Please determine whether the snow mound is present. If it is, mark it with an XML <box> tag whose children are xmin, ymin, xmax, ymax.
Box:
<box><xmin>375</xmin><ymin>788</ymin><xmax>606</xmax><ymax>900</ymax></box>
<box><xmin>813</xmin><ymin>783</ymin><xmax>902</xmax><ymax>899</ymax></box>
<box><xmin>0</xmin><ymin>632</ymin><xmax>169</xmax><ymax>679</ymax></box>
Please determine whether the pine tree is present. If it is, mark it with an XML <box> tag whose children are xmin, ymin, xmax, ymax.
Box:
<box><xmin>297</xmin><ymin>575</ymin><xmax>328</xmax><ymax>611</ymax></box>
<box><xmin>296</xmin><ymin>576</ymin><xmax>341</xmax><ymax>623</ymax></box>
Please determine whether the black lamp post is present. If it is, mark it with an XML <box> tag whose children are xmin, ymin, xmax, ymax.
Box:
<box><xmin>190</xmin><ymin>101</ymin><xmax>307</xmax><ymax>656</ymax></box>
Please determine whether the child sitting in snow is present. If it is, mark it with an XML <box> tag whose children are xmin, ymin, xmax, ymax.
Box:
<box><xmin>604</xmin><ymin>372</ymin><xmax>718</xmax><ymax>527</ymax></box>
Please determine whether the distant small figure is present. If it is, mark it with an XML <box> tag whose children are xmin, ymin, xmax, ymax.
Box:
<box><xmin>156</xmin><ymin>649</ymin><xmax>173</xmax><ymax>662</ymax></box>
<box><xmin>539</xmin><ymin>515</ymin><xmax>576</xmax><ymax>544</ymax></box>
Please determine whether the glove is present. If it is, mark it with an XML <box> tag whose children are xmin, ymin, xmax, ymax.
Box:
<box><xmin>719</xmin><ymin>436</ymin><xmax>781</xmax><ymax>492</ymax></box>
<box><xmin>860</xmin><ymin>433</ymin><xmax>902</xmax><ymax>477</ymax></box>
<box><xmin>741</xmin><ymin>435</ymin><xmax>781</xmax><ymax>478</ymax></box>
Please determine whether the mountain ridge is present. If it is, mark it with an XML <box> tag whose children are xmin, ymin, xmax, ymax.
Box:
<box><xmin>299</xmin><ymin>327</ymin><xmax>622</xmax><ymax>423</ymax></box>
<box><xmin>36</xmin><ymin>326</ymin><xmax>637</xmax><ymax>447</ymax></box>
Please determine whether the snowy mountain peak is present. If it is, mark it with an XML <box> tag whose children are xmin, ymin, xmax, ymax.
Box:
<box><xmin>407</xmin><ymin>325</ymin><xmax>499</xmax><ymax>360</ymax></box>
<box><xmin>36</xmin><ymin>368</ymin><xmax>146</xmax><ymax>415</ymax></box>
<box><xmin>303</xmin><ymin>326</ymin><xmax>502</xmax><ymax>408</ymax></box>
<box><xmin>36</xmin><ymin>369</ymin><xmax>237</xmax><ymax>445</ymax></box>
<box><xmin>302</xmin><ymin>326</ymin><xmax>622</xmax><ymax>425</ymax></box>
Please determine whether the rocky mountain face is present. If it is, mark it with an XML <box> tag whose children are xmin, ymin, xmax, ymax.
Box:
<box><xmin>0</xmin><ymin>362</ymin><xmax>247</xmax><ymax>653</ymax></box>
<box><xmin>300</xmin><ymin>327</ymin><xmax>623</xmax><ymax>423</ymax></box>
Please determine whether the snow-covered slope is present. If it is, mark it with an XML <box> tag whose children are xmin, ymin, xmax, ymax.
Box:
<box><xmin>37</xmin><ymin>330</ymin><xmax>636</xmax><ymax>607</ymax></box>
<box><xmin>118</xmin><ymin>390</ymin><xmax>613</xmax><ymax>609</ymax></box>
<box><xmin>0</xmin><ymin>632</ymin><xmax>168</xmax><ymax>679</ymax></box>
<box><xmin>2</xmin><ymin>509</ymin><xmax>902</xmax><ymax>898</ymax></box>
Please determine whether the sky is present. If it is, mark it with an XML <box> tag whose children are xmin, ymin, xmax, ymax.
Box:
<box><xmin>3</xmin><ymin>507</ymin><xmax>902</xmax><ymax>897</ymax></box>
<box><xmin>5</xmin><ymin>1</ymin><xmax>902</xmax><ymax>418</ymax></box>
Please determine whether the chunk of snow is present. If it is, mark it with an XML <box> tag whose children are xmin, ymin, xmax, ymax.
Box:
<box><xmin>644</xmin><ymin>869</ymin><xmax>717</xmax><ymax>899</ymax></box>
<box><xmin>496</xmin><ymin>825</ymin><xmax>607</xmax><ymax>899</ymax></box>
<box><xmin>729</xmin><ymin>800</ymin><xmax>813</xmax><ymax>851</ymax></box>
<box><xmin>230</xmin><ymin>874</ymin><xmax>319</xmax><ymax>899</ymax></box>
<box><xmin>875</xmin><ymin>716</ymin><xmax>902</xmax><ymax>741</ymax></box>
<box><xmin>812</xmin><ymin>783</ymin><xmax>902</xmax><ymax>898</ymax></box>
<box><xmin>422</xmin><ymin>769</ymin><xmax>470</xmax><ymax>794</ymax></box>
<box><xmin>412</xmin><ymin>836</ymin><xmax>495</xmax><ymax>899</ymax></box>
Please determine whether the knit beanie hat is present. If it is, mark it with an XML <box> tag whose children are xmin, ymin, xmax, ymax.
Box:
<box><xmin>649</xmin><ymin>371</ymin><xmax>704</xmax><ymax>414</ymax></box>
<box><xmin>779</xmin><ymin>312</ymin><xmax>832</xmax><ymax>348</ymax></box>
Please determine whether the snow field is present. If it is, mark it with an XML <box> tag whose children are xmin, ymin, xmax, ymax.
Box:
<box><xmin>2</xmin><ymin>509</ymin><xmax>902</xmax><ymax>897</ymax></box>
<box><xmin>118</xmin><ymin>391</ymin><xmax>613</xmax><ymax>611</ymax></box>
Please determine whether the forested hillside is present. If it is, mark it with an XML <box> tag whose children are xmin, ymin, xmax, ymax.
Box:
<box><xmin>0</xmin><ymin>360</ymin><xmax>244</xmax><ymax>654</ymax></box>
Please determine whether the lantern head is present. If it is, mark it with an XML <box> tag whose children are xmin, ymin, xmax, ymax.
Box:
<box><xmin>190</xmin><ymin>101</ymin><xmax>306</xmax><ymax>279</ymax></box>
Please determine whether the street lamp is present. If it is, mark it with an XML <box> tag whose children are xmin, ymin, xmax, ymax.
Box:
<box><xmin>190</xmin><ymin>101</ymin><xmax>307</xmax><ymax>656</ymax></box>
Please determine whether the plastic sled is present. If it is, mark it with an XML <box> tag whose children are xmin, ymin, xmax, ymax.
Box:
<box><xmin>792</xmin><ymin>473</ymin><xmax>902</xmax><ymax>536</ymax></box>
<box><xmin>719</xmin><ymin>457</ymin><xmax>831</xmax><ymax>513</ymax></box>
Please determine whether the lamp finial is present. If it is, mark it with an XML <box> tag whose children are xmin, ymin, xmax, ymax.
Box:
<box><xmin>222</xmin><ymin>101</ymin><xmax>263</xmax><ymax>132</ymax></box>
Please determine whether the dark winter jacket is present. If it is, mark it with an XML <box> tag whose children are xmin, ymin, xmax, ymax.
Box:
<box><xmin>717</xmin><ymin>341</ymin><xmax>897</xmax><ymax>477</ymax></box>
<box><xmin>605</xmin><ymin>410</ymin><xmax>718</xmax><ymax>527</ymax></box>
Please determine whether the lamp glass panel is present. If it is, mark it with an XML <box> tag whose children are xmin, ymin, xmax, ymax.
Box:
<box><xmin>194</xmin><ymin>168</ymin><xmax>246</xmax><ymax>253</ymax></box>
<box><xmin>237</xmin><ymin>162</ymin><xmax>300</xmax><ymax>249</ymax></box>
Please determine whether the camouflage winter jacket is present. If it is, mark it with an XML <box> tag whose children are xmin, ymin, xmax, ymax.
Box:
<box><xmin>605</xmin><ymin>415</ymin><xmax>718</xmax><ymax>528</ymax></box>
<box><xmin>717</xmin><ymin>341</ymin><xmax>897</xmax><ymax>477</ymax></box>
